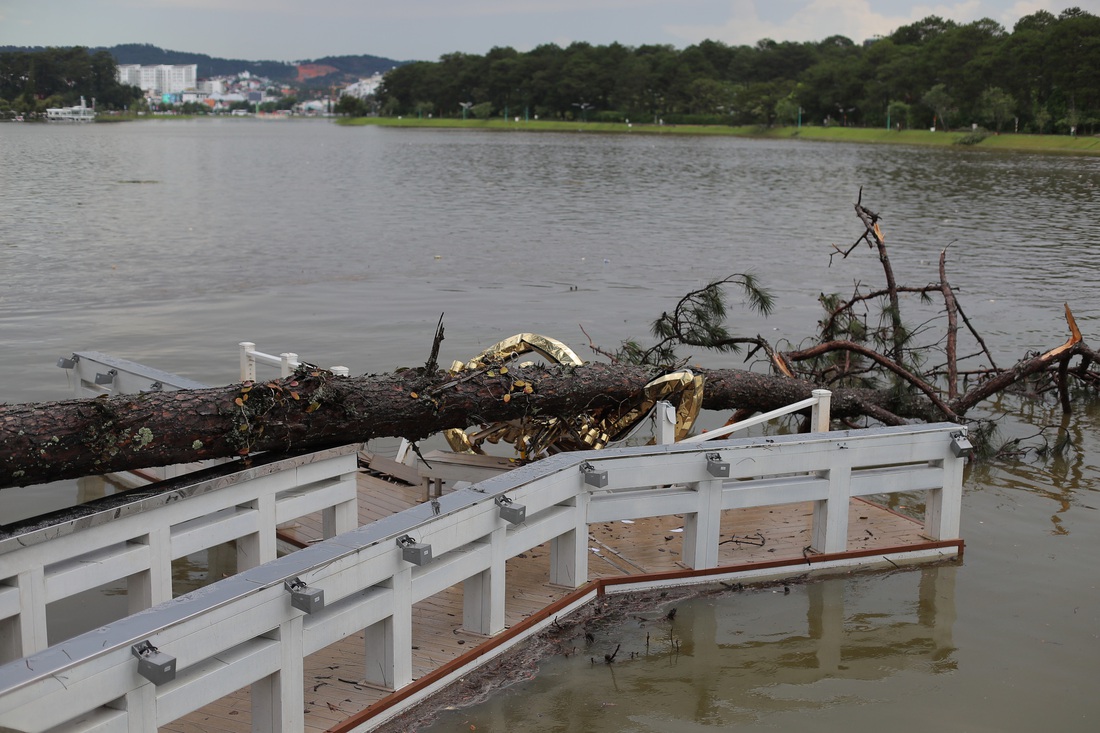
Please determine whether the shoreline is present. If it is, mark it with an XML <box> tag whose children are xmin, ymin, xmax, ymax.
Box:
<box><xmin>339</xmin><ymin>117</ymin><xmax>1100</xmax><ymax>156</ymax></box>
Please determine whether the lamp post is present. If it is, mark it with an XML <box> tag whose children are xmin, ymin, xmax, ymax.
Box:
<box><xmin>572</xmin><ymin>101</ymin><xmax>592</xmax><ymax>122</ymax></box>
<box><xmin>459</xmin><ymin>101</ymin><xmax>473</xmax><ymax>120</ymax></box>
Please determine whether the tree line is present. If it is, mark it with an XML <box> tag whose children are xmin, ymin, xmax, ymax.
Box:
<box><xmin>0</xmin><ymin>46</ymin><xmax>142</xmax><ymax>117</ymax></box>
<box><xmin>375</xmin><ymin>8</ymin><xmax>1099</xmax><ymax>134</ymax></box>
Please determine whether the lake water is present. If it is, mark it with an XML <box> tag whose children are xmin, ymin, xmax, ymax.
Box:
<box><xmin>1</xmin><ymin>120</ymin><xmax>1099</xmax><ymax>730</ymax></box>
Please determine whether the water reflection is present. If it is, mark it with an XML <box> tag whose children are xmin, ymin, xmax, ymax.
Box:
<box><xmin>421</xmin><ymin>566</ymin><xmax>957</xmax><ymax>731</ymax></box>
<box><xmin>969</xmin><ymin>399</ymin><xmax>1100</xmax><ymax>535</ymax></box>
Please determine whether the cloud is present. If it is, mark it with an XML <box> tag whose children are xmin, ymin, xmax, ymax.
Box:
<box><xmin>126</xmin><ymin>0</ymin><xmax>662</xmax><ymax>19</ymax></box>
<box><xmin>665</xmin><ymin>0</ymin><xmax>992</xmax><ymax>46</ymax></box>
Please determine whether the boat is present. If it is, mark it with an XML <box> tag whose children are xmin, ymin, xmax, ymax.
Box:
<box><xmin>45</xmin><ymin>97</ymin><xmax>96</xmax><ymax>122</ymax></box>
<box><xmin>0</xmin><ymin>340</ymin><xmax>967</xmax><ymax>732</ymax></box>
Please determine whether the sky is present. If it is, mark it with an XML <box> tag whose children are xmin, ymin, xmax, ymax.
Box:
<box><xmin>1</xmin><ymin>0</ymin><xmax>1098</xmax><ymax>64</ymax></box>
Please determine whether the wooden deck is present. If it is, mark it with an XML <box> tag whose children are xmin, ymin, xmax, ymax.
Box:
<box><xmin>166</xmin><ymin>459</ymin><xmax>939</xmax><ymax>733</ymax></box>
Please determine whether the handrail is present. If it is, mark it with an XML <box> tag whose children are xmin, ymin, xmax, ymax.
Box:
<box><xmin>682</xmin><ymin>388</ymin><xmax>832</xmax><ymax>442</ymax></box>
<box><xmin>0</xmin><ymin>422</ymin><xmax>965</xmax><ymax>733</ymax></box>
<box><xmin>239</xmin><ymin>341</ymin><xmax>350</xmax><ymax>381</ymax></box>
<box><xmin>56</xmin><ymin>351</ymin><xmax>209</xmax><ymax>399</ymax></box>
<box><xmin>55</xmin><ymin>352</ymin><xmax>219</xmax><ymax>482</ymax></box>
<box><xmin>0</xmin><ymin>445</ymin><xmax>359</xmax><ymax>663</ymax></box>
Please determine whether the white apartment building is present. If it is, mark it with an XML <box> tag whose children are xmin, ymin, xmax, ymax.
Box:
<box><xmin>116</xmin><ymin>64</ymin><xmax>198</xmax><ymax>94</ymax></box>
<box><xmin>342</xmin><ymin>73</ymin><xmax>385</xmax><ymax>99</ymax></box>
<box><xmin>198</xmin><ymin>78</ymin><xmax>226</xmax><ymax>95</ymax></box>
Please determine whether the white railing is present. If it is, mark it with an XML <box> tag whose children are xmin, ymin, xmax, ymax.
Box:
<box><xmin>418</xmin><ymin>390</ymin><xmax>831</xmax><ymax>495</ymax></box>
<box><xmin>0</xmin><ymin>446</ymin><xmax>358</xmax><ymax>665</ymax></box>
<box><xmin>0</xmin><ymin>422</ymin><xmax>965</xmax><ymax>733</ymax></box>
<box><xmin>239</xmin><ymin>342</ymin><xmax>349</xmax><ymax>381</ymax></box>
<box><xmin>56</xmin><ymin>352</ymin><xmax>217</xmax><ymax>482</ymax></box>
<box><xmin>57</xmin><ymin>348</ymin><xmax>351</xmax><ymax>483</ymax></box>
<box><xmin>57</xmin><ymin>351</ymin><xmax>210</xmax><ymax>400</ymax></box>
<box><xmin>683</xmin><ymin>388</ymin><xmax>832</xmax><ymax>442</ymax></box>
<box><xmin>59</xmin><ymin>346</ymin><xmax>353</xmax><ymax>397</ymax></box>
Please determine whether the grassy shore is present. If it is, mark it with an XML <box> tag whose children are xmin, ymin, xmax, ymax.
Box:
<box><xmin>339</xmin><ymin>116</ymin><xmax>1100</xmax><ymax>156</ymax></box>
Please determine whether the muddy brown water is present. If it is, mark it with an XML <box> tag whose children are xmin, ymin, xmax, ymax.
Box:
<box><xmin>1</xmin><ymin>120</ymin><xmax>1098</xmax><ymax>729</ymax></box>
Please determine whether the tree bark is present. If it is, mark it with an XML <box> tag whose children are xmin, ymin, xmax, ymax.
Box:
<box><xmin>0</xmin><ymin>363</ymin><xmax>927</xmax><ymax>490</ymax></box>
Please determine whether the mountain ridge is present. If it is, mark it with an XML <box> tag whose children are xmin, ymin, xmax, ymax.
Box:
<box><xmin>0</xmin><ymin>43</ymin><xmax>410</xmax><ymax>86</ymax></box>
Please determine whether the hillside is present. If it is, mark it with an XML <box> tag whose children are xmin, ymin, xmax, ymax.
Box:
<box><xmin>0</xmin><ymin>43</ymin><xmax>408</xmax><ymax>85</ymax></box>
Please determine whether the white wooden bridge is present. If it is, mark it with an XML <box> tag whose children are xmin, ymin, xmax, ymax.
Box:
<box><xmin>0</xmin><ymin>348</ymin><xmax>967</xmax><ymax>732</ymax></box>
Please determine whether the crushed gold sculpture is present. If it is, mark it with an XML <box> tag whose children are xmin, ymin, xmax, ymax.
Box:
<box><xmin>444</xmin><ymin>333</ymin><xmax>704</xmax><ymax>459</ymax></box>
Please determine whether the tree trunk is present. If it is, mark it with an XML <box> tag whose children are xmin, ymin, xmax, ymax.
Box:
<box><xmin>0</xmin><ymin>363</ymin><xmax>925</xmax><ymax>490</ymax></box>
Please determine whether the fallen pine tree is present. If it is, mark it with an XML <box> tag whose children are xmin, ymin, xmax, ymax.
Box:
<box><xmin>1</xmin><ymin>324</ymin><xmax>1090</xmax><ymax>491</ymax></box>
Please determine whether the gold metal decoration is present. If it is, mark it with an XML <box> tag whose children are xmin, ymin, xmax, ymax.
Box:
<box><xmin>444</xmin><ymin>334</ymin><xmax>704</xmax><ymax>459</ymax></box>
<box><xmin>450</xmin><ymin>333</ymin><xmax>584</xmax><ymax>373</ymax></box>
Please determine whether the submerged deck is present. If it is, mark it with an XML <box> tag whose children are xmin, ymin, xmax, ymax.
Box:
<box><xmin>0</xmin><ymin>423</ymin><xmax>965</xmax><ymax>733</ymax></box>
<box><xmin>169</xmin><ymin>461</ymin><xmax>950</xmax><ymax>733</ymax></box>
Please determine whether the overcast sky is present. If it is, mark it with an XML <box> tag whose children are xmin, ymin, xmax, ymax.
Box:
<box><xmin>2</xmin><ymin>0</ymin><xmax>1097</xmax><ymax>63</ymax></box>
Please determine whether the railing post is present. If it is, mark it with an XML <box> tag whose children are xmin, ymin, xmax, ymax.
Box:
<box><xmin>363</xmin><ymin>567</ymin><xmax>412</xmax><ymax>691</ymax></box>
<box><xmin>463</xmin><ymin>527</ymin><xmax>507</xmax><ymax>636</ymax></box>
<box><xmin>362</xmin><ymin>616</ymin><xmax>394</xmax><ymax>690</ymax></box>
<box><xmin>811</xmin><ymin>462</ymin><xmax>851</xmax><ymax>554</ymax></box>
<box><xmin>655</xmin><ymin>400</ymin><xmax>676</xmax><ymax>445</ymax></box>
<box><xmin>279</xmin><ymin>353</ymin><xmax>298</xmax><ymax>378</ymax></box>
<box><xmin>925</xmin><ymin>451</ymin><xmax>965</xmax><ymax>540</ymax></box>
<box><xmin>239</xmin><ymin>342</ymin><xmax>257</xmax><ymax>382</ymax></box>
<box><xmin>550</xmin><ymin>492</ymin><xmax>589</xmax><ymax>588</ymax></box>
<box><xmin>14</xmin><ymin>569</ymin><xmax>47</xmax><ymax>658</ymax></box>
<box><xmin>810</xmin><ymin>389</ymin><xmax>832</xmax><ymax>432</ymax></box>
<box><xmin>322</xmin><ymin>499</ymin><xmax>358</xmax><ymax>540</ymax></box>
<box><xmin>252</xmin><ymin>615</ymin><xmax>305</xmax><ymax>733</ymax></box>
<box><xmin>0</xmin><ymin>616</ymin><xmax>16</xmax><ymax>664</ymax></box>
<box><xmin>682</xmin><ymin>478</ymin><xmax>722</xmax><ymax>569</ymax></box>
<box><xmin>237</xmin><ymin>496</ymin><xmax>277</xmax><ymax>571</ymax></box>
<box><xmin>127</xmin><ymin>529</ymin><xmax>173</xmax><ymax>614</ymax></box>
<box><xmin>106</xmin><ymin>682</ymin><xmax>156</xmax><ymax>733</ymax></box>
<box><xmin>0</xmin><ymin>572</ymin><xmax>44</xmax><ymax>664</ymax></box>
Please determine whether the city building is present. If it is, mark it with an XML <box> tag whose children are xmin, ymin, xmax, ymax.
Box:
<box><xmin>117</xmin><ymin>64</ymin><xmax>198</xmax><ymax>95</ymax></box>
<box><xmin>342</xmin><ymin>73</ymin><xmax>384</xmax><ymax>99</ymax></box>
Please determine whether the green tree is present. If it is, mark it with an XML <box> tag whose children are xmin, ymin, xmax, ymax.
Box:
<box><xmin>686</xmin><ymin>77</ymin><xmax>738</xmax><ymax>115</ymax></box>
<box><xmin>891</xmin><ymin>15</ymin><xmax>958</xmax><ymax>44</ymax></box>
<box><xmin>1034</xmin><ymin>104</ymin><xmax>1052</xmax><ymax>133</ymax></box>
<box><xmin>334</xmin><ymin>94</ymin><xmax>367</xmax><ymax>116</ymax></box>
<box><xmin>368</xmin><ymin>11</ymin><xmax>1098</xmax><ymax>131</ymax></box>
<box><xmin>886</xmin><ymin>100</ymin><xmax>911</xmax><ymax>129</ymax></box>
<box><xmin>774</xmin><ymin>95</ymin><xmax>800</xmax><ymax>125</ymax></box>
<box><xmin>922</xmin><ymin>83</ymin><xmax>954</xmax><ymax>129</ymax></box>
<box><xmin>979</xmin><ymin>87</ymin><xmax>1016</xmax><ymax>131</ymax></box>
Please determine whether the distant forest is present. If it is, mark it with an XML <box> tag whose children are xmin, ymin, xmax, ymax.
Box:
<box><xmin>377</xmin><ymin>8</ymin><xmax>1100</xmax><ymax>134</ymax></box>
<box><xmin>0</xmin><ymin>43</ymin><xmax>406</xmax><ymax>88</ymax></box>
